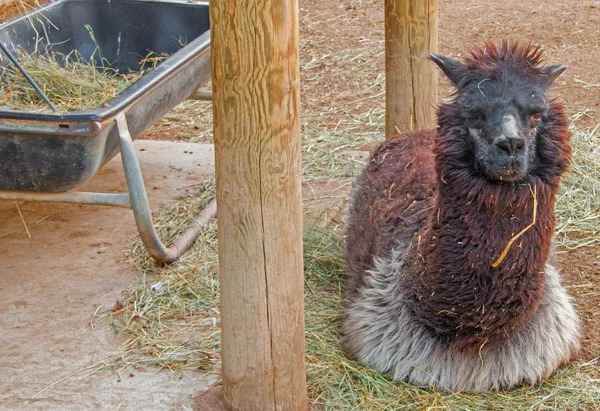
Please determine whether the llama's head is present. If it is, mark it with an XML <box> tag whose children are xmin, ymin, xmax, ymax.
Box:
<box><xmin>430</xmin><ymin>41</ymin><xmax>567</xmax><ymax>182</ymax></box>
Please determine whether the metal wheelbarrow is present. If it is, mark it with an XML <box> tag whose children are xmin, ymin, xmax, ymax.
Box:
<box><xmin>0</xmin><ymin>0</ymin><xmax>215</xmax><ymax>263</ymax></box>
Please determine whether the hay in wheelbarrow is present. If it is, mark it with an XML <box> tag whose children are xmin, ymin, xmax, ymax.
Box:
<box><xmin>0</xmin><ymin>47</ymin><xmax>166</xmax><ymax>111</ymax></box>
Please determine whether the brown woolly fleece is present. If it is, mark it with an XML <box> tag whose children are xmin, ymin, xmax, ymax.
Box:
<box><xmin>345</xmin><ymin>41</ymin><xmax>572</xmax><ymax>349</ymax></box>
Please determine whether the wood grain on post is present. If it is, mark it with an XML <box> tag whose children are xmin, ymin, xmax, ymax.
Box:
<box><xmin>210</xmin><ymin>1</ymin><xmax>307</xmax><ymax>410</ymax></box>
<box><xmin>385</xmin><ymin>0</ymin><xmax>438</xmax><ymax>137</ymax></box>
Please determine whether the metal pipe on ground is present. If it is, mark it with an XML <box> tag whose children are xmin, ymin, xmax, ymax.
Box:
<box><xmin>115</xmin><ymin>112</ymin><xmax>216</xmax><ymax>263</ymax></box>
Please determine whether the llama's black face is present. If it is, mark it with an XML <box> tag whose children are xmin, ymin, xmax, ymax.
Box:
<box><xmin>430</xmin><ymin>53</ymin><xmax>567</xmax><ymax>182</ymax></box>
<box><xmin>458</xmin><ymin>78</ymin><xmax>547</xmax><ymax>182</ymax></box>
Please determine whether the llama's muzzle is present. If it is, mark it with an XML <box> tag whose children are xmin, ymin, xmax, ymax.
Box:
<box><xmin>494</xmin><ymin>114</ymin><xmax>525</xmax><ymax>155</ymax></box>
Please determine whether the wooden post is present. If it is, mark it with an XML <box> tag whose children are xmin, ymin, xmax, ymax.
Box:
<box><xmin>210</xmin><ymin>1</ymin><xmax>307</xmax><ymax>411</ymax></box>
<box><xmin>385</xmin><ymin>0</ymin><xmax>438</xmax><ymax>137</ymax></box>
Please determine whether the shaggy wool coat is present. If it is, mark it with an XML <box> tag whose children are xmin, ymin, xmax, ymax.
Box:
<box><xmin>344</xmin><ymin>42</ymin><xmax>581</xmax><ymax>392</ymax></box>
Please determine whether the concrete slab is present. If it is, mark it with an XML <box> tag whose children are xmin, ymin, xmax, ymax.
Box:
<box><xmin>0</xmin><ymin>141</ymin><xmax>217</xmax><ymax>410</ymax></box>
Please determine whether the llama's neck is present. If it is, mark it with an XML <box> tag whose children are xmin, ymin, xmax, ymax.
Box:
<box><xmin>401</xmin><ymin>101</ymin><xmax>570</xmax><ymax>348</ymax></box>
<box><xmin>408</xmin><ymin>173</ymin><xmax>558</xmax><ymax>348</ymax></box>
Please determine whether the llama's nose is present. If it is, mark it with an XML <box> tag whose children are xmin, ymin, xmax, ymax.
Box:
<box><xmin>496</xmin><ymin>137</ymin><xmax>525</xmax><ymax>155</ymax></box>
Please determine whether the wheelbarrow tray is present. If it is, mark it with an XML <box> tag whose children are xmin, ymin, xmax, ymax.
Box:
<box><xmin>0</xmin><ymin>0</ymin><xmax>210</xmax><ymax>192</ymax></box>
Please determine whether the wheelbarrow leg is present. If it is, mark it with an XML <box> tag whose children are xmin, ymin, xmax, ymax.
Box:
<box><xmin>115</xmin><ymin>113</ymin><xmax>217</xmax><ymax>263</ymax></box>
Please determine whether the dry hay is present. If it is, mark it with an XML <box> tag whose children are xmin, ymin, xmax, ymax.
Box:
<box><xmin>104</xmin><ymin>174</ymin><xmax>600</xmax><ymax>409</ymax></box>
<box><xmin>0</xmin><ymin>7</ymin><xmax>168</xmax><ymax>113</ymax></box>
<box><xmin>100</xmin><ymin>179</ymin><xmax>221</xmax><ymax>373</ymax></box>
<box><xmin>0</xmin><ymin>2</ymin><xmax>145</xmax><ymax>112</ymax></box>
<box><xmin>555</xmin><ymin>124</ymin><xmax>600</xmax><ymax>249</ymax></box>
<box><xmin>0</xmin><ymin>0</ymin><xmax>45</xmax><ymax>22</ymax></box>
<box><xmin>0</xmin><ymin>47</ymin><xmax>165</xmax><ymax>111</ymax></box>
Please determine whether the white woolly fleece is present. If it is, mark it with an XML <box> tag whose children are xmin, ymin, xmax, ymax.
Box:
<box><xmin>343</xmin><ymin>246</ymin><xmax>581</xmax><ymax>392</ymax></box>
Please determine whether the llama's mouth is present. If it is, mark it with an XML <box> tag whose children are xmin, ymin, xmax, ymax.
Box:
<box><xmin>496</xmin><ymin>168</ymin><xmax>525</xmax><ymax>182</ymax></box>
<box><xmin>482</xmin><ymin>153</ymin><xmax>528</xmax><ymax>182</ymax></box>
<box><xmin>490</xmin><ymin>165</ymin><xmax>526</xmax><ymax>182</ymax></box>
<box><xmin>470</xmin><ymin>126</ymin><xmax>530</xmax><ymax>182</ymax></box>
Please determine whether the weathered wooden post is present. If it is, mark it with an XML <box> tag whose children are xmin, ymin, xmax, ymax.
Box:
<box><xmin>210</xmin><ymin>1</ymin><xmax>307</xmax><ymax>410</ymax></box>
<box><xmin>385</xmin><ymin>0</ymin><xmax>438</xmax><ymax>137</ymax></box>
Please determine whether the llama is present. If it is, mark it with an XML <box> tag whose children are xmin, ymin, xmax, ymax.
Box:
<box><xmin>343</xmin><ymin>41</ymin><xmax>581</xmax><ymax>392</ymax></box>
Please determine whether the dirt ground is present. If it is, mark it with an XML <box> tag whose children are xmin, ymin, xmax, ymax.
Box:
<box><xmin>138</xmin><ymin>0</ymin><xmax>600</xmax><ymax>145</ymax></box>
<box><xmin>1</xmin><ymin>0</ymin><xmax>600</xmax><ymax>409</ymax></box>
<box><xmin>0</xmin><ymin>142</ymin><xmax>218</xmax><ymax>409</ymax></box>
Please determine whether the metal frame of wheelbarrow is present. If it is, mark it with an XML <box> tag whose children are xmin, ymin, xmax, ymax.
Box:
<box><xmin>0</xmin><ymin>103</ymin><xmax>217</xmax><ymax>264</ymax></box>
<box><xmin>0</xmin><ymin>0</ymin><xmax>216</xmax><ymax>263</ymax></box>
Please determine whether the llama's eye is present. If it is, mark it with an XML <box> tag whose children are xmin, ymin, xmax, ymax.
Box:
<box><xmin>530</xmin><ymin>113</ymin><xmax>543</xmax><ymax>122</ymax></box>
<box><xmin>468</xmin><ymin>112</ymin><xmax>485</xmax><ymax>122</ymax></box>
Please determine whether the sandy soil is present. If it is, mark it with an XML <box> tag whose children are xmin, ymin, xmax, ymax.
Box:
<box><xmin>0</xmin><ymin>142</ymin><xmax>218</xmax><ymax>409</ymax></box>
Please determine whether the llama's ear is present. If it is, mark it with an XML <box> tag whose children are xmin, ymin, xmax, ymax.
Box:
<box><xmin>429</xmin><ymin>54</ymin><xmax>464</xmax><ymax>86</ymax></box>
<box><xmin>540</xmin><ymin>65</ymin><xmax>568</xmax><ymax>87</ymax></box>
